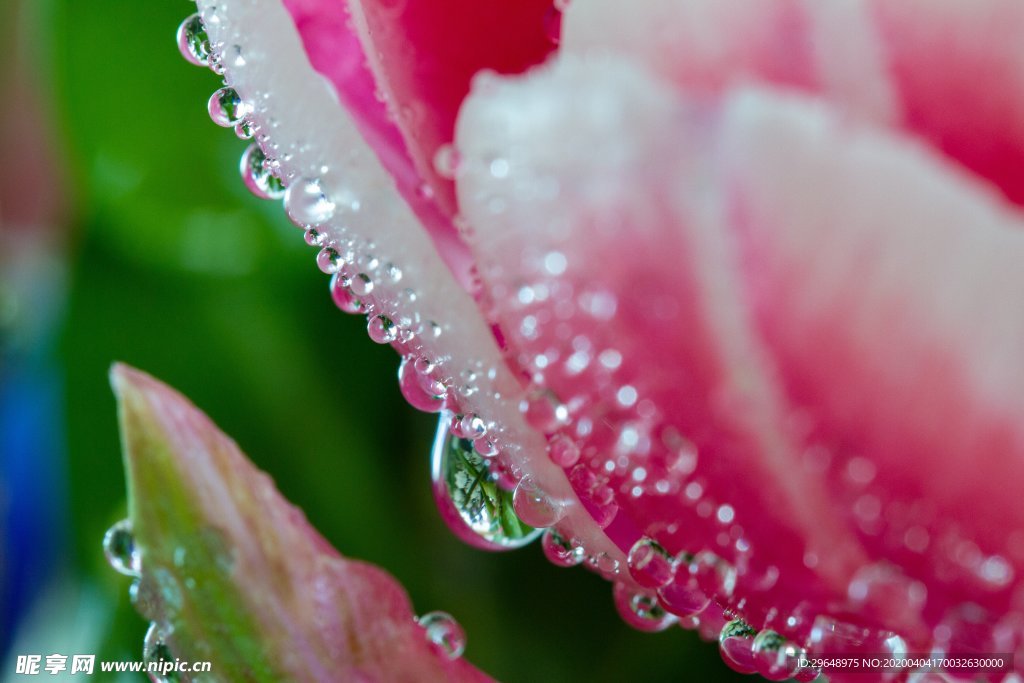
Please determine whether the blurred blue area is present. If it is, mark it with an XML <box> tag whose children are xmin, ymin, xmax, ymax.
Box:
<box><xmin>0</xmin><ymin>356</ymin><xmax>67</xmax><ymax>657</ymax></box>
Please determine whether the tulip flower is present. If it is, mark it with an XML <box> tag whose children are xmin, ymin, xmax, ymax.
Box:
<box><xmin>138</xmin><ymin>0</ymin><xmax>1024</xmax><ymax>680</ymax></box>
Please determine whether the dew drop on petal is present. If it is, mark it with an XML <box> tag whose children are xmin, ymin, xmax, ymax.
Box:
<box><xmin>103</xmin><ymin>519</ymin><xmax>141</xmax><ymax>577</ymax></box>
<box><xmin>398</xmin><ymin>356</ymin><xmax>445</xmax><ymax>413</ymax></box>
<box><xmin>431</xmin><ymin>412</ymin><xmax>540</xmax><ymax>551</ymax></box>
<box><xmin>329</xmin><ymin>272</ymin><xmax>363</xmax><ymax>314</ymax></box>
<box><xmin>176</xmin><ymin>14</ymin><xmax>210</xmax><ymax>67</ymax></box>
<box><xmin>751</xmin><ymin>629</ymin><xmax>803</xmax><ymax>681</ymax></box>
<box><xmin>612</xmin><ymin>582</ymin><xmax>675</xmax><ymax>632</ymax></box>
<box><xmin>512</xmin><ymin>476</ymin><xmax>563</xmax><ymax>528</ymax></box>
<box><xmin>627</xmin><ymin>537</ymin><xmax>674</xmax><ymax>589</ymax></box>
<box><xmin>239</xmin><ymin>144</ymin><xmax>284</xmax><ymax>200</ymax></box>
<box><xmin>367</xmin><ymin>315</ymin><xmax>398</xmax><ymax>344</ymax></box>
<box><xmin>417</xmin><ymin>611</ymin><xmax>466</xmax><ymax>661</ymax></box>
<box><xmin>541</xmin><ymin>529</ymin><xmax>584</xmax><ymax>567</ymax></box>
<box><xmin>284</xmin><ymin>177</ymin><xmax>336</xmax><ymax>227</ymax></box>
<box><xmin>316</xmin><ymin>246</ymin><xmax>341</xmax><ymax>274</ymax></box>
<box><xmin>207</xmin><ymin>87</ymin><xmax>251</xmax><ymax>127</ymax></box>
<box><xmin>657</xmin><ymin>554</ymin><xmax>711</xmax><ymax>617</ymax></box>
<box><xmin>719</xmin><ymin>618</ymin><xmax>758</xmax><ymax>674</ymax></box>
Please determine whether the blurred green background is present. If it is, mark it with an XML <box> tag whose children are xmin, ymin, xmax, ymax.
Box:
<box><xmin>2</xmin><ymin>0</ymin><xmax>747</xmax><ymax>680</ymax></box>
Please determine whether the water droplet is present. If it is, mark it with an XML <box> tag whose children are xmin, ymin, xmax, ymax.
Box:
<box><xmin>519</xmin><ymin>388</ymin><xmax>569</xmax><ymax>434</ymax></box>
<box><xmin>452</xmin><ymin>413</ymin><xmax>487</xmax><ymax>439</ymax></box>
<box><xmin>613</xmin><ymin>583</ymin><xmax>675</xmax><ymax>632</ymax></box>
<box><xmin>433</xmin><ymin>144</ymin><xmax>460</xmax><ymax>179</ymax></box>
<box><xmin>234</xmin><ymin>120</ymin><xmax>254</xmax><ymax>140</ymax></box>
<box><xmin>284</xmin><ymin>177</ymin><xmax>336</xmax><ymax>227</ymax></box>
<box><xmin>472</xmin><ymin>437</ymin><xmax>498</xmax><ymax>458</ymax></box>
<box><xmin>316</xmin><ymin>246</ymin><xmax>341</xmax><ymax>274</ymax></box>
<box><xmin>719</xmin><ymin>618</ymin><xmax>758</xmax><ymax>674</ymax></box>
<box><xmin>350</xmin><ymin>273</ymin><xmax>374</xmax><ymax>297</ymax></box>
<box><xmin>207</xmin><ymin>87</ymin><xmax>251</xmax><ymax>127</ymax></box>
<box><xmin>239</xmin><ymin>144</ymin><xmax>284</xmax><ymax>200</ymax></box>
<box><xmin>417</xmin><ymin>611</ymin><xmax>465</xmax><ymax>660</ymax></box>
<box><xmin>547</xmin><ymin>434</ymin><xmax>580</xmax><ymax>467</ymax></box>
<box><xmin>367</xmin><ymin>315</ymin><xmax>397</xmax><ymax>344</ymax></box>
<box><xmin>512</xmin><ymin>477</ymin><xmax>563</xmax><ymax>528</ymax></box>
<box><xmin>103</xmin><ymin>519</ymin><xmax>141</xmax><ymax>577</ymax></box>
<box><xmin>303</xmin><ymin>228</ymin><xmax>323</xmax><ymax>247</ymax></box>
<box><xmin>329</xmin><ymin>272</ymin><xmax>363</xmax><ymax>313</ymax></box>
<box><xmin>541</xmin><ymin>529</ymin><xmax>584</xmax><ymax>567</ymax></box>
<box><xmin>143</xmin><ymin>623</ymin><xmax>180</xmax><ymax>682</ymax></box>
<box><xmin>657</xmin><ymin>554</ymin><xmax>711</xmax><ymax>617</ymax></box>
<box><xmin>398</xmin><ymin>356</ymin><xmax>444</xmax><ymax>412</ymax></box>
<box><xmin>751</xmin><ymin>629</ymin><xmax>803</xmax><ymax>681</ymax></box>
<box><xmin>627</xmin><ymin>537</ymin><xmax>674</xmax><ymax>589</ymax></box>
<box><xmin>431</xmin><ymin>412</ymin><xmax>540</xmax><ymax>550</ymax></box>
<box><xmin>176</xmin><ymin>14</ymin><xmax>210</xmax><ymax>66</ymax></box>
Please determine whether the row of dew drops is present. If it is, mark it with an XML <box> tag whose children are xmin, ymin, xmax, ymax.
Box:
<box><xmin>144</xmin><ymin>8</ymin><xmax>882</xmax><ymax>681</ymax></box>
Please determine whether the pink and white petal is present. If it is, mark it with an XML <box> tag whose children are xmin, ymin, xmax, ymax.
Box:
<box><xmin>280</xmin><ymin>0</ymin><xmax>472</xmax><ymax>284</ymax></box>
<box><xmin>195</xmin><ymin>0</ymin><xmax>625</xmax><ymax>573</ymax></box>
<box><xmin>564</xmin><ymin>0</ymin><xmax>1024</xmax><ymax>207</ymax></box>
<box><xmin>722</xmin><ymin>87</ymin><xmax>1024</xmax><ymax>623</ymax></box>
<box><xmin>455</xmin><ymin>56</ymin><xmax>869</xmax><ymax>636</ymax></box>
<box><xmin>455</xmin><ymin>53</ymin><xmax>1024</xmax><ymax>659</ymax></box>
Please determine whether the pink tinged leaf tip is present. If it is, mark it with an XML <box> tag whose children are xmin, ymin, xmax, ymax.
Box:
<box><xmin>109</xmin><ymin>363</ymin><xmax>494</xmax><ymax>683</ymax></box>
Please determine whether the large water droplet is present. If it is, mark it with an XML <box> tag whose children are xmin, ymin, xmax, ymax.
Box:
<box><xmin>719</xmin><ymin>618</ymin><xmax>758</xmax><ymax>674</ymax></box>
<box><xmin>512</xmin><ymin>476</ymin><xmax>563</xmax><ymax>528</ymax></box>
<box><xmin>541</xmin><ymin>529</ymin><xmax>584</xmax><ymax>567</ymax></box>
<box><xmin>431</xmin><ymin>412</ymin><xmax>540</xmax><ymax>551</ymax></box>
<box><xmin>627</xmin><ymin>537</ymin><xmax>674</xmax><ymax>589</ymax></box>
<box><xmin>612</xmin><ymin>582</ymin><xmax>675</xmax><ymax>632</ymax></box>
<box><xmin>143</xmin><ymin>622</ymin><xmax>181</xmax><ymax>682</ymax></box>
<box><xmin>207</xmin><ymin>87</ymin><xmax>251</xmax><ymax>127</ymax></box>
<box><xmin>239</xmin><ymin>144</ymin><xmax>284</xmax><ymax>200</ymax></box>
<box><xmin>398</xmin><ymin>356</ymin><xmax>445</xmax><ymax>412</ymax></box>
<box><xmin>751</xmin><ymin>629</ymin><xmax>803</xmax><ymax>681</ymax></box>
<box><xmin>176</xmin><ymin>14</ymin><xmax>210</xmax><ymax>67</ymax></box>
<box><xmin>284</xmin><ymin>177</ymin><xmax>336</xmax><ymax>227</ymax></box>
<box><xmin>417</xmin><ymin>611</ymin><xmax>466</xmax><ymax>660</ymax></box>
<box><xmin>103</xmin><ymin>519</ymin><xmax>141</xmax><ymax>577</ymax></box>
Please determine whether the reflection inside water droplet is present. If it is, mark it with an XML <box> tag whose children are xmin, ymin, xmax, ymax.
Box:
<box><xmin>239</xmin><ymin>144</ymin><xmax>284</xmax><ymax>200</ymax></box>
<box><xmin>417</xmin><ymin>611</ymin><xmax>466</xmax><ymax>660</ymax></box>
<box><xmin>431</xmin><ymin>411</ymin><xmax>540</xmax><ymax>551</ymax></box>
<box><xmin>176</xmin><ymin>14</ymin><xmax>210</xmax><ymax>67</ymax></box>
<box><xmin>103</xmin><ymin>519</ymin><xmax>142</xmax><ymax>577</ymax></box>
<box><xmin>143</xmin><ymin>622</ymin><xmax>181</xmax><ymax>682</ymax></box>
